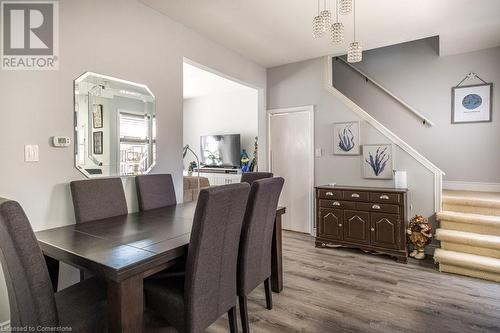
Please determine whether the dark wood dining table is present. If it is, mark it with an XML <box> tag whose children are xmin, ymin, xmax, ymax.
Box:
<box><xmin>36</xmin><ymin>202</ymin><xmax>286</xmax><ymax>333</ymax></box>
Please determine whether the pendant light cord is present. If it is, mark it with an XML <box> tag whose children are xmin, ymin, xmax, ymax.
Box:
<box><xmin>336</xmin><ymin>0</ymin><xmax>339</xmax><ymax>21</ymax></box>
<box><xmin>353</xmin><ymin>0</ymin><xmax>356</xmax><ymax>41</ymax></box>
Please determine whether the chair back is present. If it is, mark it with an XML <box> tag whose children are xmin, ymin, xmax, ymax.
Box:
<box><xmin>184</xmin><ymin>183</ymin><xmax>250</xmax><ymax>333</ymax></box>
<box><xmin>238</xmin><ymin>177</ymin><xmax>284</xmax><ymax>296</ymax></box>
<box><xmin>70</xmin><ymin>178</ymin><xmax>127</xmax><ymax>223</ymax></box>
<box><xmin>0</xmin><ymin>198</ymin><xmax>58</xmax><ymax>328</ymax></box>
<box><xmin>135</xmin><ymin>174</ymin><xmax>177</xmax><ymax>211</ymax></box>
<box><xmin>240</xmin><ymin>172</ymin><xmax>273</xmax><ymax>185</ymax></box>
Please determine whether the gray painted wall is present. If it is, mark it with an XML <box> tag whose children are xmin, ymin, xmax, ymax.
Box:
<box><xmin>267</xmin><ymin>58</ymin><xmax>435</xmax><ymax>230</ymax></box>
<box><xmin>0</xmin><ymin>0</ymin><xmax>266</xmax><ymax>323</ymax></box>
<box><xmin>332</xmin><ymin>38</ymin><xmax>500</xmax><ymax>183</ymax></box>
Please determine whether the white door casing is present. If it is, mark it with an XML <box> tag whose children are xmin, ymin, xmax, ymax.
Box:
<box><xmin>268</xmin><ymin>106</ymin><xmax>314</xmax><ymax>234</ymax></box>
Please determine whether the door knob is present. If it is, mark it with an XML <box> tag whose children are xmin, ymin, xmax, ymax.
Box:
<box><xmin>338</xmin><ymin>223</ymin><xmax>342</xmax><ymax>227</ymax></box>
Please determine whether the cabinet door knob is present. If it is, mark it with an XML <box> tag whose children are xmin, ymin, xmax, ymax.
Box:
<box><xmin>326</xmin><ymin>192</ymin><xmax>334</xmax><ymax>196</ymax></box>
<box><xmin>380</xmin><ymin>195</ymin><xmax>389</xmax><ymax>200</ymax></box>
<box><xmin>332</xmin><ymin>201</ymin><xmax>341</xmax><ymax>206</ymax></box>
<box><xmin>372</xmin><ymin>204</ymin><xmax>381</xmax><ymax>210</ymax></box>
<box><xmin>351</xmin><ymin>193</ymin><xmax>360</xmax><ymax>198</ymax></box>
<box><xmin>371</xmin><ymin>227</ymin><xmax>375</xmax><ymax>231</ymax></box>
<box><xmin>338</xmin><ymin>223</ymin><xmax>342</xmax><ymax>227</ymax></box>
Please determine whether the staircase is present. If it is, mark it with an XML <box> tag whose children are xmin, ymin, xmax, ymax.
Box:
<box><xmin>434</xmin><ymin>190</ymin><xmax>500</xmax><ymax>282</ymax></box>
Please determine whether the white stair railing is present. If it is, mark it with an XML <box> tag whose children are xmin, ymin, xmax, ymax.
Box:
<box><xmin>324</xmin><ymin>56</ymin><xmax>444</xmax><ymax>212</ymax></box>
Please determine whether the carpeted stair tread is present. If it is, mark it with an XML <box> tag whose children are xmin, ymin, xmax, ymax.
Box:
<box><xmin>434</xmin><ymin>249</ymin><xmax>500</xmax><ymax>274</ymax></box>
<box><xmin>436</xmin><ymin>229</ymin><xmax>500</xmax><ymax>250</ymax></box>
<box><xmin>437</xmin><ymin>211</ymin><xmax>500</xmax><ymax>226</ymax></box>
<box><xmin>443</xmin><ymin>190</ymin><xmax>500</xmax><ymax>209</ymax></box>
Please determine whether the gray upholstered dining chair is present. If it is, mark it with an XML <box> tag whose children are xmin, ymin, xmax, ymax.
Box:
<box><xmin>237</xmin><ymin>177</ymin><xmax>284</xmax><ymax>333</ymax></box>
<box><xmin>70</xmin><ymin>178</ymin><xmax>128</xmax><ymax>280</ymax></box>
<box><xmin>143</xmin><ymin>183</ymin><xmax>251</xmax><ymax>333</ymax></box>
<box><xmin>240</xmin><ymin>172</ymin><xmax>273</xmax><ymax>185</ymax></box>
<box><xmin>70</xmin><ymin>178</ymin><xmax>128</xmax><ymax>223</ymax></box>
<box><xmin>135</xmin><ymin>174</ymin><xmax>177</xmax><ymax>211</ymax></box>
<box><xmin>0</xmin><ymin>198</ymin><xmax>107</xmax><ymax>333</ymax></box>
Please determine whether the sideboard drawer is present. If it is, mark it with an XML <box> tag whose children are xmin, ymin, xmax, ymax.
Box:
<box><xmin>343</xmin><ymin>190</ymin><xmax>369</xmax><ymax>201</ymax></box>
<box><xmin>319</xmin><ymin>200</ymin><xmax>356</xmax><ymax>209</ymax></box>
<box><xmin>318</xmin><ymin>189</ymin><xmax>342</xmax><ymax>199</ymax></box>
<box><xmin>370</xmin><ymin>192</ymin><xmax>401</xmax><ymax>204</ymax></box>
<box><xmin>356</xmin><ymin>202</ymin><xmax>400</xmax><ymax>214</ymax></box>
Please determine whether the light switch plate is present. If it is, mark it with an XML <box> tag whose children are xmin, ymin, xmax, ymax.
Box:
<box><xmin>315</xmin><ymin>148</ymin><xmax>322</xmax><ymax>157</ymax></box>
<box><xmin>24</xmin><ymin>145</ymin><xmax>39</xmax><ymax>162</ymax></box>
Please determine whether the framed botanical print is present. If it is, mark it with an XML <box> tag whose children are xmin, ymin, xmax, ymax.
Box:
<box><xmin>93</xmin><ymin>131</ymin><xmax>103</xmax><ymax>155</ymax></box>
<box><xmin>93</xmin><ymin>104</ymin><xmax>103</xmax><ymax>129</ymax></box>
<box><xmin>362</xmin><ymin>144</ymin><xmax>393</xmax><ymax>179</ymax></box>
<box><xmin>333</xmin><ymin>121</ymin><xmax>360</xmax><ymax>155</ymax></box>
<box><xmin>452</xmin><ymin>83</ymin><xmax>492</xmax><ymax>124</ymax></box>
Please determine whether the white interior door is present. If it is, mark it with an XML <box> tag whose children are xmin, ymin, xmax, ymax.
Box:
<box><xmin>269</xmin><ymin>106</ymin><xmax>314</xmax><ymax>234</ymax></box>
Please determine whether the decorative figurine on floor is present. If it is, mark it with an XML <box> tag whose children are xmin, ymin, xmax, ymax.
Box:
<box><xmin>407</xmin><ymin>215</ymin><xmax>433</xmax><ymax>260</ymax></box>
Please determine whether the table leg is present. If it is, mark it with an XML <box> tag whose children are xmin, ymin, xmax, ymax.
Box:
<box><xmin>44</xmin><ymin>255</ymin><xmax>59</xmax><ymax>292</ymax></box>
<box><xmin>271</xmin><ymin>212</ymin><xmax>283</xmax><ymax>293</ymax></box>
<box><xmin>107</xmin><ymin>275</ymin><xmax>144</xmax><ymax>333</ymax></box>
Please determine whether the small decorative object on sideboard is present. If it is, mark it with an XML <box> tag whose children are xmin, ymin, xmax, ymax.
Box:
<box><xmin>407</xmin><ymin>215</ymin><xmax>432</xmax><ymax>260</ymax></box>
<box><xmin>315</xmin><ymin>185</ymin><xmax>408</xmax><ymax>263</ymax></box>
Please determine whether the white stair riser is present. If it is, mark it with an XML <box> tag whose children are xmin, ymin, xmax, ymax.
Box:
<box><xmin>439</xmin><ymin>264</ymin><xmax>500</xmax><ymax>283</ymax></box>
<box><xmin>441</xmin><ymin>242</ymin><xmax>500</xmax><ymax>259</ymax></box>
<box><xmin>443</xmin><ymin>203</ymin><xmax>500</xmax><ymax>217</ymax></box>
<box><xmin>440</xmin><ymin>221</ymin><xmax>500</xmax><ymax>236</ymax></box>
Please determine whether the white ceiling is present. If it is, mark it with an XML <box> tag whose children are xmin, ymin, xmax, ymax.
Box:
<box><xmin>142</xmin><ymin>0</ymin><xmax>500</xmax><ymax>68</ymax></box>
<box><xmin>183</xmin><ymin>62</ymin><xmax>253</xmax><ymax>99</ymax></box>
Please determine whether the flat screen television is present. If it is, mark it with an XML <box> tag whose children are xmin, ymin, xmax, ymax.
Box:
<box><xmin>200</xmin><ymin>134</ymin><xmax>241</xmax><ymax>168</ymax></box>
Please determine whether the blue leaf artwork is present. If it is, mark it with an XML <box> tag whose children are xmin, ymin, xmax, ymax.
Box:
<box><xmin>462</xmin><ymin>94</ymin><xmax>482</xmax><ymax>110</ymax></box>
<box><xmin>338</xmin><ymin>125</ymin><xmax>355</xmax><ymax>152</ymax></box>
<box><xmin>365</xmin><ymin>146</ymin><xmax>390</xmax><ymax>176</ymax></box>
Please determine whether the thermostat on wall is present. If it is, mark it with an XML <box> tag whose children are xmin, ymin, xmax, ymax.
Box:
<box><xmin>52</xmin><ymin>136</ymin><xmax>71</xmax><ymax>147</ymax></box>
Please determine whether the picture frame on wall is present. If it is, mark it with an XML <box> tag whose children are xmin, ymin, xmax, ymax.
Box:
<box><xmin>452</xmin><ymin>83</ymin><xmax>492</xmax><ymax>124</ymax></box>
<box><xmin>93</xmin><ymin>131</ymin><xmax>103</xmax><ymax>155</ymax></box>
<box><xmin>362</xmin><ymin>144</ymin><xmax>393</xmax><ymax>179</ymax></box>
<box><xmin>333</xmin><ymin>121</ymin><xmax>361</xmax><ymax>155</ymax></box>
<box><xmin>93</xmin><ymin>104</ymin><xmax>103</xmax><ymax>129</ymax></box>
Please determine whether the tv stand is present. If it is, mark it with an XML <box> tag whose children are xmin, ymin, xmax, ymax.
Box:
<box><xmin>196</xmin><ymin>167</ymin><xmax>240</xmax><ymax>174</ymax></box>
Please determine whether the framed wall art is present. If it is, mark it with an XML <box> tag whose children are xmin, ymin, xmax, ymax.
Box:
<box><xmin>93</xmin><ymin>104</ymin><xmax>103</xmax><ymax>129</ymax></box>
<box><xmin>362</xmin><ymin>144</ymin><xmax>393</xmax><ymax>179</ymax></box>
<box><xmin>452</xmin><ymin>82</ymin><xmax>492</xmax><ymax>124</ymax></box>
<box><xmin>333</xmin><ymin>121</ymin><xmax>360</xmax><ymax>155</ymax></box>
<box><xmin>93</xmin><ymin>131</ymin><xmax>103</xmax><ymax>155</ymax></box>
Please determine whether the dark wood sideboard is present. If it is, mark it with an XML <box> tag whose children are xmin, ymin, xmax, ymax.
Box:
<box><xmin>315</xmin><ymin>185</ymin><xmax>408</xmax><ymax>263</ymax></box>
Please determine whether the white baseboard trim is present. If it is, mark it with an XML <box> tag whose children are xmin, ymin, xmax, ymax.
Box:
<box><xmin>0</xmin><ymin>320</ymin><xmax>10</xmax><ymax>331</ymax></box>
<box><xmin>443</xmin><ymin>181</ymin><xmax>500</xmax><ymax>192</ymax></box>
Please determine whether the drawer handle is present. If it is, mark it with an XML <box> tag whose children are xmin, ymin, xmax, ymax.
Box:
<box><xmin>325</xmin><ymin>191</ymin><xmax>334</xmax><ymax>196</ymax></box>
<box><xmin>372</xmin><ymin>204</ymin><xmax>381</xmax><ymax>210</ymax></box>
<box><xmin>351</xmin><ymin>193</ymin><xmax>360</xmax><ymax>198</ymax></box>
<box><xmin>379</xmin><ymin>195</ymin><xmax>390</xmax><ymax>200</ymax></box>
<box><xmin>332</xmin><ymin>201</ymin><xmax>341</xmax><ymax>206</ymax></box>
<box><xmin>370</xmin><ymin>227</ymin><xmax>375</xmax><ymax>232</ymax></box>
<box><xmin>338</xmin><ymin>223</ymin><xmax>342</xmax><ymax>227</ymax></box>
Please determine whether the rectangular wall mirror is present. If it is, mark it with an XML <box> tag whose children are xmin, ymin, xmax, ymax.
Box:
<box><xmin>74</xmin><ymin>72</ymin><xmax>156</xmax><ymax>177</ymax></box>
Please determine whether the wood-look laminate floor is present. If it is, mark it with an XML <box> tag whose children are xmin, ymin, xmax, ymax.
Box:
<box><xmin>148</xmin><ymin>231</ymin><xmax>500</xmax><ymax>333</ymax></box>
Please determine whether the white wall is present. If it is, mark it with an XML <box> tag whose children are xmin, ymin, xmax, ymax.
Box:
<box><xmin>0</xmin><ymin>0</ymin><xmax>266</xmax><ymax>323</ymax></box>
<box><xmin>332</xmin><ymin>37</ymin><xmax>500</xmax><ymax>183</ymax></box>
<box><xmin>183</xmin><ymin>89</ymin><xmax>258</xmax><ymax>167</ymax></box>
<box><xmin>267</xmin><ymin>57</ymin><xmax>435</xmax><ymax>233</ymax></box>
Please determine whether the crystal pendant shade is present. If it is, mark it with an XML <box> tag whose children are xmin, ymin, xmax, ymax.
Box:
<box><xmin>347</xmin><ymin>41</ymin><xmax>362</xmax><ymax>63</ymax></box>
<box><xmin>330</xmin><ymin>22</ymin><xmax>344</xmax><ymax>43</ymax></box>
<box><xmin>320</xmin><ymin>10</ymin><xmax>331</xmax><ymax>27</ymax></box>
<box><xmin>339</xmin><ymin>0</ymin><xmax>352</xmax><ymax>15</ymax></box>
<box><xmin>312</xmin><ymin>15</ymin><xmax>325</xmax><ymax>38</ymax></box>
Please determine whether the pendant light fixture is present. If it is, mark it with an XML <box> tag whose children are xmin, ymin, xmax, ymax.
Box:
<box><xmin>339</xmin><ymin>0</ymin><xmax>352</xmax><ymax>15</ymax></box>
<box><xmin>347</xmin><ymin>0</ymin><xmax>362</xmax><ymax>63</ymax></box>
<box><xmin>330</xmin><ymin>0</ymin><xmax>344</xmax><ymax>44</ymax></box>
<box><xmin>319</xmin><ymin>0</ymin><xmax>331</xmax><ymax>28</ymax></box>
<box><xmin>312</xmin><ymin>0</ymin><xmax>326</xmax><ymax>38</ymax></box>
